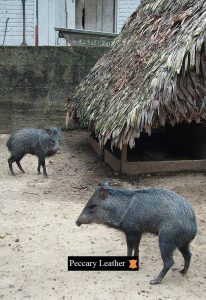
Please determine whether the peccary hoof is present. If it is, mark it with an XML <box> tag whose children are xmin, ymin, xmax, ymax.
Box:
<box><xmin>179</xmin><ymin>268</ymin><xmax>187</xmax><ymax>275</ymax></box>
<box><xmin>150</xmin><ymin>279</ymin><xmax>161</xmax><ymax>285</ymax></box>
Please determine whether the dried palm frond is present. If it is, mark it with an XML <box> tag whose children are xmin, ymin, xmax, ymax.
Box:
<box><xmin>66</xmin><ymin>0</ymin><xmax>206</xmax><ymax>149</ymax></box>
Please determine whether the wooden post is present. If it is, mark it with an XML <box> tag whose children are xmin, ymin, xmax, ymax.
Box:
<box><xmin>121</xmin><ymin>144</ymin><xmax>127</xmax><ymax>162</ymax></box>
<box><xmin>121</xmin><ymin>144</ymin><xmax>127</xmax><ymax>172</ymax></box>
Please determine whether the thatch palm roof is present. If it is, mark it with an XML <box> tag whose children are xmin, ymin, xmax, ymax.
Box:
<box><xmin>66</xmin><ymin>0</ymin><xmax>206</xmax><ymax>149</ymax></box>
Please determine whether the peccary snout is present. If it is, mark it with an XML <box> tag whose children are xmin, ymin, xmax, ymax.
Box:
<box><xmin>76</xmin><ymin>183</ymin><xmax>197</xmax><ymax>285</ymax></box>
<box><xmin>75</xmin><ymin>219</ymin><xmax>81</xmax><ymax>227</ymax></box>
<box><xmin>6</xmin><ymin>127</ymin><xmax>61</xmax><ymax>177</ymax></box>
<box><xmin>76</xmin><ymin>203</ymin><xmax>98</xmax><ymax>226</ymax></box>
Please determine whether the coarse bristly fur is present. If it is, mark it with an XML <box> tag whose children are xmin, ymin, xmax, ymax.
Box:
<box><xmin>7</xmin><ymin>127</ymin><xmax>61</xmax><ymax>177</ymax></box>
<box><xmin>76</xmin><ymin>183</ymin><xmax>197</xmax><ymax>285</ymax></box>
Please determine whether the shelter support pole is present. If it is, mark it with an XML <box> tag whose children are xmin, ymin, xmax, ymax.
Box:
<box><xmin>120</xmin><ymin>144</ymin><xmax>127</xmax><ymax>172</ymax></box>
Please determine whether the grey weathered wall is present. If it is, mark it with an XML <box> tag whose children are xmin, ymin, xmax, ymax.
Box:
<box><xmin>0</xmin><ymin>46</ymin><xmax>107</xmax><ymax>133</ymax></box>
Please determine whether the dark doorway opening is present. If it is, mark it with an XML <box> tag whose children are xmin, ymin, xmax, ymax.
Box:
<box><xmin>104</xmin><ymin>122</ymin><xmax>206</xmax><ymax>162</ymax></box>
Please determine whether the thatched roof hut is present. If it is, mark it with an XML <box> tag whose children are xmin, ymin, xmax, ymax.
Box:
<box><xmin>66</xmin><ymin>0</ymin><xmax>206</xmax><ymax>150</ymax></box>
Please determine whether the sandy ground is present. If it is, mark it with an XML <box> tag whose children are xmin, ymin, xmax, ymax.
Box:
<box><xmin>0</xmin><ymin>130</ymin><xmax>206</xmax><ymax>300</ymax></box>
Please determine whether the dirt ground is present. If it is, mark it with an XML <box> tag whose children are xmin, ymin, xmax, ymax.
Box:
<box><xmin>0</xmin><ymin>130</ymin><xmax>206</xmax><ymax>300</ymax></box>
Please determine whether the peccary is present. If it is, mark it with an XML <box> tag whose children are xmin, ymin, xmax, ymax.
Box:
<box><xmin>7</xmin><ymin>127</ymin><xmax>60</xmax><ymax>177</ymax></box>
<box><xmin>76</xmin><ymin>183</ymin><xmax>197</xmax><ymax>284</ymax></box>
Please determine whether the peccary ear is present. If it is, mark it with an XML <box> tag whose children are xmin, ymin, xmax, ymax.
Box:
<box><xmin>99</xmin><ymin>188</ymin><xmax>108</xmax><ymax>200</ymax></box>
<box><xmin>46</xmin><ymin>129</ymin><xmax>52</xmax><ymax>136</ymax></box>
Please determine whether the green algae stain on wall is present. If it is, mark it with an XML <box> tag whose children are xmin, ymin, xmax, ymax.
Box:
<box><xmin>0</xmin><ymin>46</ymin><xmax>107</xmax><ymax>132</ymax></box>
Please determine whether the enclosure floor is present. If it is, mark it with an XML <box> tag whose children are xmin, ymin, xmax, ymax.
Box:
<box><xmin>0</xmin><ymin>130</ymin><xmax>205</xmax><ymax>300</ymax></box>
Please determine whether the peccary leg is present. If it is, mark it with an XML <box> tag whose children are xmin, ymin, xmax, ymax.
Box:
<box><xmin>16</xmin><ymin>158</ymin><xmax>25</xmax><ymax>173</ymax></box>
<box><xmin>38</xmin><ymin>157</ymin><xmax>47</xmax><ymax>177</ymax></box>
<box><xmin>178</xmin><ymin>243</ymin><xmax>191</xmax><ymax>274</ymax></box>
<box><xmin>8</xmin><ymin>154</ymin><xmax>25</xmax><ymax>175</ymax></box>
<box><xmin>134</xmin><ymin>234</ymin><xmax>142</xmax><ymax>256</ymax></box>
<box><xmin>8</xmin><ymin>156</ymin><xmax>15</xmax><ymax>175</ymax></box>
<box><xmin>42</xmin><ymin>164</ymin><xmax>47</xmax><ymax>177</ymax></box>
<box><xmin>126</xmin><ymin>233</ymin><xmax>141</xmax><ymax>256</ymax></box>
<box><xmin>150</xmin><ymin>235</ymin><xmax>175</xmax><ymax>285</ymax></box>
<box><xmin>37</xmin><ymin>158</ymin><xmax>41</xmax><ymax>174</ymax></box>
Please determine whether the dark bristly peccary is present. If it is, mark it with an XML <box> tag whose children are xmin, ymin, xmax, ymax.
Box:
<box><xmin>7</xmin><ymin>127</ymin><xmax>60</xmax><ymax>177</ymax></box>
<box><xmin>76</xmin><ymin>183</ymin><xmax>197</xmax><ymax>284</ymax></box>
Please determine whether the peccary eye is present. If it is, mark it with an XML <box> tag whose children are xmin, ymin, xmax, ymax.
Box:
<box><xmin>88</xmin><ymin>204</ymin><xmax>97</xmax><ymax>211</ymax></box>
<box><xmin>50</xmin><ymin>140</ymin><xmax>55</xmax><ymax>145</ymax></box>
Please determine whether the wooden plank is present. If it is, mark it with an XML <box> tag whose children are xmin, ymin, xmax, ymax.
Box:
<box><xmin>38</xmin><ymin>0</ymin><xmax>49</xmax><ymax>45</ymax></box>
<box><xmin>104</xmin><ymin>149</ymin><xmax>121</xmax><ymax>172</ymax></box>
<box><xmin>89</xmin><ymin>139</ymin><xmax>206</xmax><ymax>175</ymax></box>
<box><xmin>75</xmin><ymin>0</ymin><xmax>84</xmax><ymax>29</ymax></box>
<box><xmin>85</xmin><ymin>0</ymin><xmax>97</xmax><ymax>31</ymax></box>
<box><xmin>96</xmin><ymin>0</ymin><xmax>103</xmax><ymax>31</ymax></box>
<box><xmin>88</xmin><ymin>136</ymin><xmax>103</xmax><ymax>157</ymax></box>
<box><xmin>121</xmin><ymin>160</ymin><xmax>206</xmax><ymax>175</ymax></box>
<box><xmin>102</xmin><ymin>0</ymin><xmax>115</xmax><ymax>33</ymax></box>
<box><xmin>48</xmin><ymin>0</ymin><xmax>56</xmax><ymax>45</ymax></box>
<box><xmin>121</xmin><ymin>144</ymin><xmax>127</xmax><ymax>162</ymax></box>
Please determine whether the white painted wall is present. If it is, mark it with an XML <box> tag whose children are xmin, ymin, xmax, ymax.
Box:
<box><xmin>0</xmin><ymin>0</ymin><xmax>72</xmax><ymax>45</ymax></box>
<box><xmin>0</xmin><ymin>0</ymin><xmax>34</xmax><ymax>46</ymax></box>
<box><xmin>38</xmin><ymin>0</ymin><xmax>57</xmax><ymax>45</ymax></box>
<box><xmin>0</xmin><ymin>0</ymin><xmax>140</xmax><ymax>46</ymax></box>
<box><xmin>39</xmin><ymin>0</ymin><xmax>74</xmax><ymax>45</ymax></box>
<box><xmin>55</xmin><ymin>0</ymin><xmax>75</xmax><ymax>45</ymax></box>
<box><xmin>117</xmin><ymin>0</ymin><xmax>140</xmax><ymax>32</ymax></box>
<box><xmin>78</xmin><ymin>0</ymin><xmax>115</xmax><ymax>32</ymax></box>
<box><xmin>67</xmin><ymin>0</ymin><xmax>75</xmax><ymax>29</ymax></box>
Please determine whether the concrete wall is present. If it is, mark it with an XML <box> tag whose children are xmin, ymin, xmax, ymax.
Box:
<box><xmin>0</xmin><ymin>46</ymin><xmax>107</xmax><ymax>132</ymax></box>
